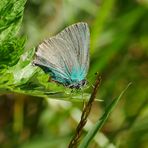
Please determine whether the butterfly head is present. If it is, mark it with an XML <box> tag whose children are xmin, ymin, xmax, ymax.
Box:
<box><xmin>67</xmin><ymin>79</ymin><xmax>87</xmax><ymax>89</ymax></box>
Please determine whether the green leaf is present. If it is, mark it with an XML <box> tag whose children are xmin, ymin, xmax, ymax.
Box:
<box><xmin>10</xmin><ymin>48</ymin><xmax>37</xmax><ymax>85</ymax></box>
<box><xmin>79</xmin><ymin>83</ymin><xmax>132</xmax><ymax>148</ymax></box>
<box><xmin>0</xmin><ymin>0</ymin><xmax>26</xmax><ymax>69</ymax></box>
<box><xmin>0</xmin><ymin>0</ymin><xmax>26</xmax><ymax>42</ymax></box>
<box><xmin>0</xmin><ymin>37</ymin><xmax>25</xmax><ymax>69</ymax></box>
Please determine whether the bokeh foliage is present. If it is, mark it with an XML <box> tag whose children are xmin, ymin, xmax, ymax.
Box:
<box><xmin>0</xmin><ymin>0</ymin><xmax>148</xmax><ymax>148</ymax></box>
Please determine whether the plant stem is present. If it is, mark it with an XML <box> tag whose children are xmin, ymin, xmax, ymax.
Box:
<box><xmin>68</xmin><ymin>73</ymin><xmax>101</xmax><ymax>148</ymax></box>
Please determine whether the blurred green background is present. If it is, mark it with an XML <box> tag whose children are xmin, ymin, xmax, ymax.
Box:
<box><xmin>0</xmin><ymin>0</ymin><xmax>148</xmax><ymax>148</ymax></box>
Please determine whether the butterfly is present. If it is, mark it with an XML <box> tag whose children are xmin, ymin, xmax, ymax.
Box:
<box><xmin>33</xmin><ymin>22</ymin><xmax>90</xmax><ymax>89</ymax></box>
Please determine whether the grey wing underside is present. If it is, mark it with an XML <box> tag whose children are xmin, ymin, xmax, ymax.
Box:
<box><xmin>33</xmin><ymin>22</ymin><xmax>90</xmax><ymax>84</ymax></box>
<box><xmin>56</xmin><ymin>22</ymin><xmax>90</xmax><ymax>75</ymax></box>
<box><xmin>33</xmin><ymin>37</ymin><xmax>79</xmax><ymax>84</ymax></box>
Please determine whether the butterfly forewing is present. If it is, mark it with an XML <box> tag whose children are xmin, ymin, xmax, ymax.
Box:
<box><xmin>56</xmin><ymin>22</ymin><xmax>90</xmax><ymax>77</ymax></box>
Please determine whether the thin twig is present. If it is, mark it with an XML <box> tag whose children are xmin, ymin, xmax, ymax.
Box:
<box><xmin>68</xmin><ymin>73</ymin><xmax>101</xmax><ymax>148</ymax></box>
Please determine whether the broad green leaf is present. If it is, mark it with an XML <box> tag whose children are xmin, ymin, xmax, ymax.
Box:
<box><xmin>0</xmin><ymin>37</ymin><xmax>25</xmax><ymax>69</ymax></box>
<box><xmin>0</xmin><ymin>0</ymin><xmax>26</xmax><ymax>69</ymax></box>
<box><xmin>0</xmin><ymin>0</ymin><xmax>26</xmax><ymax>41</ymax></box>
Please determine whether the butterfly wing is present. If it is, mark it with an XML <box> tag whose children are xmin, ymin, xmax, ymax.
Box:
<box><xmin>33</xmin><ymin>22</ymin><xmax>90</xmax><ymax>86</ymax></box>
<box><xmin>56</xmin><ymin>22</ymin><xmax>90</xmax><ymax>78</ymax></box>
<box><xmin>33</xmin><ymin>37</ymin><xmax>79</xmax><ymax>85</ymax></box>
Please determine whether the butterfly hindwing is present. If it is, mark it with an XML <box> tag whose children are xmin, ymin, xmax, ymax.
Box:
<box><xmin>34</xmin><ymin>37</ymin><xmax>79</xmax><ymax>84</ymax></box>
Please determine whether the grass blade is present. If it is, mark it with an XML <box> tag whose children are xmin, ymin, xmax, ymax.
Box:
<box><xmin>79</xmin><ymin>82</ymin><xmax>132</xmax><ymax>148</ymax></box>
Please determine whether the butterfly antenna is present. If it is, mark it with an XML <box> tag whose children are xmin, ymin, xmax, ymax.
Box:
<box><xmin>87</xmin><ymin>80</ymin><xmax>95</xmax><ymax>89</ymax></box>
<box><xmin>87</xmin><ymin>72</ymin><xmax>101</xmax><ymax>89</ymax></box>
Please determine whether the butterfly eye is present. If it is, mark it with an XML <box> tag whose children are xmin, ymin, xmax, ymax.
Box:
<box><xmin>81</xmin><ymin>79</ymin><xmax>87</xmax><ymax>86</ymax></box>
